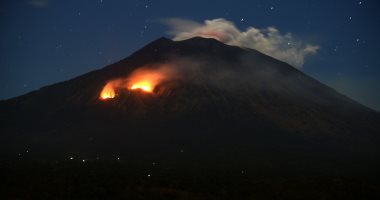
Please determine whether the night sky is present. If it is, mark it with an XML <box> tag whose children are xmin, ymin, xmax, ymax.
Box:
<box><xmin>1</xmin><ymin>0</ymin><xmax>379</xmax><ymax>111</ymax></box>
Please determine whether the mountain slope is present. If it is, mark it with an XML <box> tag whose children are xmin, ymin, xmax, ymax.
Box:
<box><xmin>0</xmin><ymin>36</ymin><xmax>379</xmax><ymax>173</ymax></box>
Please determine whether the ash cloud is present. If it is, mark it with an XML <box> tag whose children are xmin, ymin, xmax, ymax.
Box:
<box><xmin>163</xmin><ymin>18</ymin><xmax>319</xmax><ymax>68</ymax></box>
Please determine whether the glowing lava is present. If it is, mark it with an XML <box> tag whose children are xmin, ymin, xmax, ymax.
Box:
<box><xmin>127</xmin><ymin>67</ymin><xmax>173</xmax><ymax>93</ymax></box>
<box><xmin>130</xmin><ymin>81</ymin><xmax>153</xmax><ymax>92</ymax></box>
<box><xmin>100</xmin><ymin>83</ymin><xmax>116</xmax><ymax>99</ymax></box>
<box><xmin>99</xmin><ymin>65</ymin><xmax>175</xmax><ymax>100</ymax></box>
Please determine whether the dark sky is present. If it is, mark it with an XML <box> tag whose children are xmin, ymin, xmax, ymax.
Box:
<box><xmin>1</xmin><ymin>0</ymin><xmax>379</xmax><ymax>111</ymax></box>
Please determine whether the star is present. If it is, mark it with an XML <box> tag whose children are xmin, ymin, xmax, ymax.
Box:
<box><xmin>55</xmin><ymin>44</ymin><xmax>62</xmax><ymax>49</ymax></box>
<box><xmin>240</xmin><ymin>18</ymin><xmax>244</xmax><ymax>22</ymax></box>
<box><xmin>270</xmin><ymin>6</ymin><xmax>274</xmax><ymax>10</ymax></box>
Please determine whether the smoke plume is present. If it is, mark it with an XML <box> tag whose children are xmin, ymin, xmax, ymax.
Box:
<box><xmin>163</xmin><ymin>18</ymin><xmax>319</xmax><ymax>68</ymax></box>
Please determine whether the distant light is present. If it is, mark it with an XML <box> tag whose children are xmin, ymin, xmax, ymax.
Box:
<box><xmin>147</xmin><ymin>174</ymin><xmax>151</xmax><ymax>177</ymax></box>
<box><xmin>82</xmin><ymin>159</ymin><xmax>86</xmax><ymax>162</ymax></box>
<box><xmin>70</xmin><ymin>157</ymin><xmax>74</xmax><ymax>160</ymax></box>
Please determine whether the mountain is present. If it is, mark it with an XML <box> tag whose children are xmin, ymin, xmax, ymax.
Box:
<box><xmin>1</xmin><ymin>37</ymin><xmax>379</xmax><ymax>199</ymax></box>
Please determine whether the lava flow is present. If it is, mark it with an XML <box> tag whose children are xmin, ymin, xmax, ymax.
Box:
<box><xmin>127</xmin><ymin>68</ymin><xmax>169</xmax><ymax>93</ymax></box>
<box><xmin>99</xmin><ymin>65</ymin><xmax>175</xmax><ymax>100</ymax></box>
<box><xmin>100</xmin><ymin>82</ymin><xmax>116</xmax><ymax>99</ymax></box>
<box><xmin>130</xmin><ymin>81</ymin><xmax>153</xmax><ymax>92</ymax></box>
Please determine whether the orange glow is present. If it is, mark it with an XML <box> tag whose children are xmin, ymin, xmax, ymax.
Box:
<box><xmin>100</xmin><ymin>83</ymin><xmax>116</xmax><ymax>99</ymax></box>
<box><xmin>198</xmin><ymin>30</ymin><xmax>225</xmax><ymax>42</ymax></box>
<box><xmin>99</xmin><ymin>65</ymin><xmax>175</xmax><ymax>100</ymax></box>
<box><xmin>127</xmin><ymin>66</ymin><xmax>173</xmax><ymax>93</ymax></box>
<box><xmin>130</xmin><ymin>81</ymin><xmax>153</xmax><ymax>92</ymax></box>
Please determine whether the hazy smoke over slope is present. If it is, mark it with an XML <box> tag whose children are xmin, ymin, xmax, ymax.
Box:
<box><xmin>163</xmin><ymin>18</ymin><xmax>319</xmax><ymax>68</ymax></box>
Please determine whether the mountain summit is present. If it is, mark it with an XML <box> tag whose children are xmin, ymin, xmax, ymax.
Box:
<box><xmin>1</xmin><ymin>37</ymin><xmax>379</xmax><ymax>198</ymax></box>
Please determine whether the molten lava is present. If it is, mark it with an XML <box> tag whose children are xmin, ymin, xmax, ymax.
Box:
<box><xmin>100</xmin><ymin>83</ymin><xmax>116</xmax><ymax>99</ymax></box>
<box><xmin>130</xmin><ymin>81</ymin><xmax>153</xmax><ymax>92</ymax></box>
<box><xmin>99</xmin><ymin>65</ymin><xmax>175</xmax><ymax>100</ymax></box>
<box><xmin>127</xmin><ymin>66</ymin><xmax>173</xmax><ymax>93</ymax></box>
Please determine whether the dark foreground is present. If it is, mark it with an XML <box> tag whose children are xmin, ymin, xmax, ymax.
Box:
<box><xmin>1</xmin><ymin>158</ymin><xmax>379</xmax><ymax>200</ymax></box>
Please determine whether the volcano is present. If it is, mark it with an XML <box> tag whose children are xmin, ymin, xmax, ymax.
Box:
<box><xmin>1</xmin><ymin>37</ymin><xmax>379</xmax><ymax>199</ymax></box>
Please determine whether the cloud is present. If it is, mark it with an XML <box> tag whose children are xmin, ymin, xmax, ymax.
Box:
<box><xmin>27</xmin><ymin>0</ymin><xmax>49</xmax><ymax>8</ymax></box>
<box><xmin>163</xmin><ymin>18</ymin><xmax>319</xmax><ymax>68</ymax></box>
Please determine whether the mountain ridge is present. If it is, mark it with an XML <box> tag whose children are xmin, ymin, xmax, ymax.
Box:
<box><xmin>0</xmin><ymin>36</ymin><xmax>379</xmax><ymax>166</ymax></box>
<box><xmin>4</xmin><ymin>36</ymin><xmax>376</xmax><ymax>114</ymax></box>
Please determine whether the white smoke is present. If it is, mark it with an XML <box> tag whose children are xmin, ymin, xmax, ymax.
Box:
<box><xmin>163</xmin><ymin>18</ymin><xmax>319</xmax><ymax>68</ymax></box>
